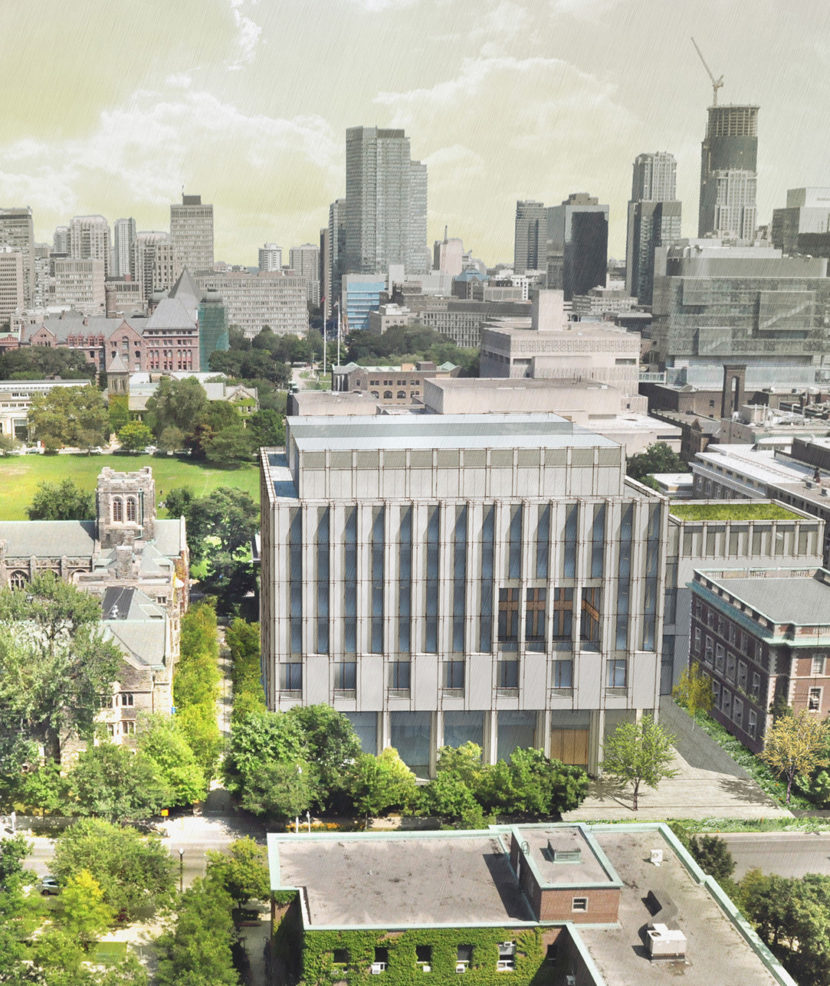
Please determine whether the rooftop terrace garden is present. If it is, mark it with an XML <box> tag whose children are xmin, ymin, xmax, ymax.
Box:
<box><xmin>670</xmin><ymin>502</ymin><xmax>801</xmax><ymax>522</ymax></box>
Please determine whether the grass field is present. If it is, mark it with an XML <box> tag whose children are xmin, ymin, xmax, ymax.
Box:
<box><xmin>0</xmin><ymin>453</ymin><xmax>260</xmax><ymax>520</ymax></box>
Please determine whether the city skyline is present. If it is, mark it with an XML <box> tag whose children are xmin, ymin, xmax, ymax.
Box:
<box><xmin>2</xmin><ymin>0</ymin><xmax>830</xmax><ymax>265</ymax></box>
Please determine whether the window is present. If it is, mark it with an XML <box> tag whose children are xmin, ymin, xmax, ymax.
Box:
<box><xmin>122</xmin><ymin>721</ymin><xmax>135</xmax><ymax>735</ymax></box>
<box><xmin>571</xmin><ymin>897</ymin><xmax>588</xmax><ymax>913</ymax></box>
<box><xmin>396</xmin><ymin>391</ymin><xmax>406</xmax><ymax>399</ymax></box>
<box><xmin>563</xmin><ymin>504</ymin><xmax>578</xmax><ymax>578</ymax></box>
<box><xmin>814</xmin><ymin>655</ymin><xmax>827</xmax><ymax>675</ymax></box>
<box><xmin>809</xmin><ymin>687</ymin><xmax>822</xmax><ymax>712</ymax></box>
<box><xmin>334</xmin><ymin>662</ymin><xmax>356</xmax><ymax>692</ymax></box>
<box><xmin>535</xmin><ymin>504</ymin><xmax>550</xmax><ymax>580</ymax></box>
<box><xmin>704</xmin><ymin>635</ymin><xmax>714</xmax><ymax>666</ymax></box>
<box><xmin>126</xmin><ymin>498</ymin><xmax>137</xmax><ymax>522</ymax></box>
<box><xmin>425</xmin><ymin>506</ymin><xmax>439</xmax><ymax>653</ymax></box>
<box><xmin>333</xmin><ymin>949</ymin><xmax>349</xmax><ymax>965</ymax></box>
<box><xmin>112</xmin><ymin>499</ymin><xmax>123</xmax><ymax>522</ymax></box>
<box><xmin>371</xmin><ymin>508</ymin><xmax>384</xmax><ymax>654</ymax></box>
<box><xmin>726</xmin><ymin>652</ymin><xmax>736</xmax><ymax>682</ymax></box>
<box><xmin>498</xmin><ymin>660</ymin><xmax>519</xmax><ymax>689</ymax></box>
<box><xmin>289</xmin><ymin>510</ymin><xmax>303</xmax><ymax>653</ymax></box>
<box><xmin>316</xmin><ymin>508</ymin><xmax>330</xmax><ymax>654</ymax></box>
<box><xmin>748</xmin><ymin>710</ymin><xmax>757</xmax><ymax>739</ymax></box>
<box><xmin>590</xmin><ymin>504</ymin><xmax>605</xmax><ymax>578</ymax></box>
<box><xmin>581</xmin><ymin>587</ymin><xmax>601</xmax><ymax>646</ymax></box>
<box><xmin>715</xmin><ymin>643</ymin><xmax>725</xmax><ymax>673</ymax></box>
<box><xmin>119</xmin><ymin>693</ymin><xmax>134</xmax><ymax>707</ymax></box>
<box><xmin>737</xmin><ymin>660</ymin><xmax>747</xmax><ymax>692</ymax></box>
<box><xmin>374</xmin><ymin>947</ymin><xmax>388</xmax><ymax>966</ymax></box>
<box><xmin>399</xmin><ymin>507</ymin><xmax>412</xmax><ymax>652</ymax></box>
<box><xmin>525</xmin><ymin>588</ymin><xmax>546</xmax><ymax>650</ymax></box>
<box><xmin>544</xmin><ymin>944</ymin><xmax>558</xmax><ymax>964</ymax></box>
<box><xmin>498</xmin><ymin>588</ymin><xmax>520</xmax><ymax>646</ymax></box>
<box><xmin>445</xmin><ymin>661</ymin><xmax>465</xmax><ymax>690</ymax></box>
<box><xmin>721</xmin><ymin>689</ymin><xmax>732</xmax><ymax>718</ymax></box>
<box><xmin>390</xmin><ymin>661</ymin><xmax>411</xmax><ymax>693</ymax></box>
<box><xmin>479</xmin><ymin>507</ymin><xmax>495</xmax><ymax>652</ymax></box>
<box><xmin>457</xmin><ymin>946</ymin><xmax>473</xmax><ymax>969</ymax></box>
<box><xmin>9</xmin><ymin>570</ymin><xmax>28</xmax><ymax>589</ymax></box>
<box><xmin>416</xmin><ymin>946</ymin><xmax>432</xmax><ymax>968</ymax></box>
<box><xmin>751</xmin><ymin>672</ymin><xmax>761</xmax><ymax>700</ymax></box>
<box><xmin>607</xmin><ymin>659</ymin><xmax>626</xmax><ymax>688</ymax></box>
<box><xmin>497</xmin><ymin>942</ymin><xmax>516</xmax><ymax>971</ymax></box>
<box><xmin>552</xmin><ymin>588</ymin><xmax>573</xmax><ymax>641</ymax></box>
<box><xmin>99</xmin><ymin>694</ymin><xmax>113</xmax><ymax>708</ymax></box>
<box><xmin>508</xmin><ymin>504</ymin><xmax>522</xmax><ymax>579</ymax></box>
<box><xmin>343</xmin><ymin>508</ymin><xmax>357</xmax><ymax>654</ymax></box>
<box><xmin>452</xmin><ymin>507</ymin><xmax>467</xmax><ymax>653</ymax></box>
<box><xmin>693</xmin><ymin>627</ymin><xmax>702</xmax><ymax>656</ymax></box>
<box><xmin>553</xmin><ymin>660</ymin><xmax>573</xmax><ymax>689</ymax></box>
<box><xmin>280</xmin><ymin>663</ymin><xmax>302</xmax><ymax>692</ymax></box>
<box><xmin>733</xmin><ymin>697</ymin><xmax>743</xmax><ymax>727</ymax></box>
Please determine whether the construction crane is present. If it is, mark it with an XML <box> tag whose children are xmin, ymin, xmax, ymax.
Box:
<box><xmin>691</xmin><ymin>37</ymin><xmax>724</xmax><ymax>106</ymax></box>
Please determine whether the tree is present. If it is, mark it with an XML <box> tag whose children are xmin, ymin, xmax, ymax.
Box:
<box><xmin>285</xmin><ymin>704</ymin><xmax>361</xmax><ymax>809</ymax></box>
<box><xmin>688</xmin><ymin>834</ymin><xmax>736</xmax><ymax>884</ymax></box>
<box><xmin>157</xmin><ymin>425</ymin><xmax>185</xmax><ymax>453</ymax></box>
<box><xmin>418</xmin><ymin>770</ymin><xmax>479</xmax><ymax>820</ymax></box>
<box><xmin>0</xmin><ymin>346</ymin><xmax>94</xmax><ymax>382</ymax></box>
<box><xmin>144</xmin><ymin>377</ymin><xmax>208</xmax><ymax>441</ymax></box>
<box><xmin>227</xmin><ymin>618</ymin><xmax>266</xmax><ymax>718</ymax></box>
<box><xmin>224</xmin><ymin>709</ymin><xmax>309</xmax><ymax>797</ymax></box>
<box><xmin>17</xmin><ymin>758</ymin><xmax>67</xmax><ymax>815</ymax></box>
<box><xmin>240</xmin><ymin>760</ymin><xmax>315</xmax><ymax>819</ymax></box>
<box><xmin>27</xmin><ymin>384</ymin><xmax>109</xmax><ymax>450</ymax></box>
<box><xmin>0</xmin><ymin>573</ymin><xmax>121</xmax><ymax>764</ymax></box>
<box><xmin>347</xmin><ymin>748</ymin><xmax>418</xmax><ymax>828</ymax></box>
<box><xmin>601</xmin><ymin>715</ymin><xmax>677</xmax><ymax>810</ymax></box>
<box><xmin>201</xmin><ymin>422</ymin><xmax>257</xmax><ymax>466</ymax></box>
<box><xmin>137</xmin><ymin>714</ymin><xmax>208</xmax><ymax>807</ymax></box>
<box><xmin>53</xmin><ymin>818</ymin><xmax>175</xmax><ymax>922</ymax></box>
<box><xmin>205</xmin><ymin>837</ymin><xmax>270</xmax><ymax>904</ymax></box>
<box><xmin>117</xmin><ymin>421</ymin><xmax>154</xmax><ymax>452</ymax></box>
<box><xmin>173</xmin><ymin>603</ymin><xmax>222</xmax><ymax>778</ymax></box>
<box><xmin>672</xmin><ymin>661</ymin><xmax>714</xmax><ymax>717</ymax></box>
<box><xmin>170</xmin><ymin>487</ymin><xmax>259</xmax><ymax>563</ymax></box>
<box><xmin>249</xmin><ymin>408</ymin><xmax>285</xmax><ymax>448</ymax></box>
<box><xmin>761</xmin><ymin>709</ymin><xmax>829</xmax><ymax>803</ymax></box>
<box><xmin>108</xmin><ymin>394</ymin><xmax>130</xmax><ymax>435</ymax></box>
<box><xmin>63</xmin><ymin>742</ymin><xmax>171</xmax><ymax>821</ymax></box>
<box><xmin>0</xmin><ymin>433</ymin><xmax>20</xmax><ymax>455</ymax></box>
<box><xmin>155</xmin><ymin>879</ymin><xmax>238</xmax><ymax>986</ymax></box>
<box><xmin>26</xmin><ymin>478</ymin><xmax>95</xmax><ymax>520</ymax></box>
<box><xmin>626</xmin><ymin>442</ymin><xmax>686</xmax><ymax>484</ymax></box>
<box><xmin>0</xmin><ymin>835</ymin><xmax>35</xmax><ymax>980</ymax></box>
<box><xmin>60</xmin><ymin>869</ymin><xmax>115</xmax><ymax>946</ymax></box>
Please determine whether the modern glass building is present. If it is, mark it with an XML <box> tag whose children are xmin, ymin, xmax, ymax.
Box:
<box><xmin>342</xmin><ymin>274</ymin><xmax>387</xmax><ymax>333</ymax></box>
<box><xmin>198</xmin><ymin>289</ymin><xmax>229</xmax><ymax>369</ymax></box>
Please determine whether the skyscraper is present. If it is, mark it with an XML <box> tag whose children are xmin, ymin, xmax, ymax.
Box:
<box><xmin>625</xmin><ymin>153</ymin><xmax>682</xmax><ymax>304</ymax></box>
<box><xmin>698</xmin><ymin>105</ymin><xmax>759</xmax><ymax>241</ymax></box>
<box><xmin>513</xmin><ymin>201</ymin><xmax>546</xmax><ymax>273</ymax></box>
<box><xmin>0</xmin><ymin>207</ymin><xmax>36</xmax><ymax>308</ymax></box>
<box><xmin>112</xmin><ymin>218</ymin><xmax>136</xmax><ymax>278</ymax></box>
<box><xmin>69</xmin><ymin>215</ymin><xmax>112</xmax><ymax>278</ymax></box>
<box><xmin>545</xmin><ymin>194</ymin><xmax>609</xmax><ymax>301</ymax></box>
<box><xmin>170</xmin><ymin>193</ymin><xmax>214</xmax><ymax>277</ymax></box>
<box><xmin>133</xmin><ymin>231</ymin><xmax>174</xmax><ymax>302</ymax></box>
<box><xmin>344</xmin><ymin>127</ymin><xmax>428</xmax><ymax>276</ymax></box>
<box><xmin>259</xmin><ymin>243</ymin><xmax>282</xmax><ymax>272</ymax></box>
<box><xmin>325</xmin><ymin>198</ymin><xmax>347</xmax><ymax>320</ymax></box>
<box><xmin>289</xmin><ymin>243</ymin><xmax>321</xmax><ymax>307</ymax></box>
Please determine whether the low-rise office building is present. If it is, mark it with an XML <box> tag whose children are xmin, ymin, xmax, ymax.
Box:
<box><xmin>690</xmin><ymin>566</ymin><xmax>830</xmax><ymax>752</ymax></box>
<box><xmin>261</xmin><ymin>413</ymin><xmax>666</xmax><ymax>775</ymax></box>
<box><xmin>269</xmin><ymin>822</ymin><xmax>795</xmax><ymax>986</ymax></box>
<box><xmin>332</xmin><ymin>361</ymin><xmax>460</xmax><ymax>406</ymax></box>
<box><xmin>0</xmin><ymin>378</ymin><xmax>89</xmax><ymax>440</ymax></box>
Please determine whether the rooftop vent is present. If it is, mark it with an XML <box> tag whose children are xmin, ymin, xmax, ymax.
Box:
<box><xmin>546</xmin><ymin>840</ymin><xmax>581</xmax><ymax>864</ymax></box>
<box><xmin>647</xmin><ymin>923</ymin><xmax>687</xmax><ymax>960</ymax></box>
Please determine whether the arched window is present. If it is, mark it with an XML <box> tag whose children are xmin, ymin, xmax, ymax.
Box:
<box><xmin>383</xmin><ymin>391</ymin><xmax>393</xmax><ymax>399</ymax></box>
<box><xmin>126</xmin><ymin>498</ymin><xmax>137</xmax><ymax>522</ymax></box>
<box><xmin>397</xmin><ymin>391</ymin><xmax>406</xmax><ymax>399</ymax></box>
<box><xmin>112</xmin><ymin>499</ymin><xmax>123</xmax><ymax>522</ymax></box>
<box><xmin>9</xmin><ymin>570</ymin><xmax>28</xmax><ymax>589</ymax></box>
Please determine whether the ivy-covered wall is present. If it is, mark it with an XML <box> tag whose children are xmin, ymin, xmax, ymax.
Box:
<box><xmin>274</xmin><ymin>912</ymin><xmax>569</xmax><ymax>986</ymax></box>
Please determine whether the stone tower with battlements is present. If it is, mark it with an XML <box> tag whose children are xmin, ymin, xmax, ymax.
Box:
<box><xmin>96</xmin><ymin>466</ymin><xmax>156</xmax><ymax>547</ymax></box>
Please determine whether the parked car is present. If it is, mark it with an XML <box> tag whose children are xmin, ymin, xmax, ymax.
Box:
<box><xmin>39</xmin><ymin>875</ymin><xmax>60</xmax><ymax>896</ymax></box>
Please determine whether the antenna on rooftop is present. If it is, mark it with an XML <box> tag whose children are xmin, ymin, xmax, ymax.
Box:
<box><xmin>691</xmin><ymin>37</ymin><xmax>724</xmax><ymax>106</ymax></box>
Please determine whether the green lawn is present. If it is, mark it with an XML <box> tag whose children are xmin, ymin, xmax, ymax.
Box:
<box><xmin>670</xmin><ymin>501</ymin><xmax>800</xmax><ymax>522</ymax></box>
<box><xmin>0</xmin><ymin>453</ymin><xmax>260</xmax><ymax>520</ymax></box>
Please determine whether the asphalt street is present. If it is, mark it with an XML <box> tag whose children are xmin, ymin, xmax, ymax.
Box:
<box><xmin>719</xmin><ymin>831</ymin><xmax>830</xmax><ymax>880</ymax></box>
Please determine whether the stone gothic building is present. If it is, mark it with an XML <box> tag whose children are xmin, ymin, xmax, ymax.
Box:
<box><xmin>0</xmin><ymin>466</ymin><xmax>189</xmax><ymax>742</ymax></box>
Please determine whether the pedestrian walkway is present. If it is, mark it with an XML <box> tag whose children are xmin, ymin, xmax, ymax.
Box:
<box><xmin>562</xmin><ymin>700</ymin><xmax>792</xmax><ymax>822</ymax></box>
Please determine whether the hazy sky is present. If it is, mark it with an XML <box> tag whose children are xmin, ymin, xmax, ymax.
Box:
<box><xmin>2</xmin><ymin>0</ymin><xmax>829</xmax><ymax>265</ymax></box>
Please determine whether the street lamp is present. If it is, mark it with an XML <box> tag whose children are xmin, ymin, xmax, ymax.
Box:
<box><xmin>178</xmin><ymin>848</ymin><xmax>184</xmax><ymax>894</ymax></box>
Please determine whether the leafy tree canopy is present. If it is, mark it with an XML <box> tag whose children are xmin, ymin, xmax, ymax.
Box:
<box><xmin>0</xmin><ymin>346</ymin><xmax>94</xmax><ymax>382</ymax></box>
<box><xmin>63</xmin><ymin>742</ymin><xmax>171</xmax><ymax>821</ymax></box>
<box><xmin>137</xmin><ymin>714</ymin><xmax>208</xmax><ymax>807</ymax></box>
<box><xmin>673</xmin><ymin>661</ymin><xmax>714</xmax><ymax>717</ymax></box>
<box><xmin>347</xmin><ymin>748</ymin><xmax>418</xmax><ymax>828</ymax></box>
<box><xmin>117</xmin><ymin>420</ymin><xmax>154</xmax><ymax>452</ymax></box>
<box><xmin>205</xmin><ymin>836</ymin><xmax>270</xmax><ymax>904</ymax></box>
<box><xmin>26</xmin><ymin>478</ymin><xmax>95</xmax><ymax>520</ymax></box>
<box><xmin>28</xmin><ymin>384</ymin><xmax>109</xmax><ymax>450</ymax></box>
<box><xmin>155</xmin><ymin>879</ymin><xmax>238</xmax><ymax>986</ymax></box>
<box><xmin>601</xmin><ymin>714</ymin><xmax>677</xmax><ymax>810</ymax></box>
<box><xmin>761</xmin><ymin>709</ymin><xmax>829</xmax><ymax>804</ymax></box>
<box><xmin>626</xmin><ymin>442</ymin><xmax>686</xmax><ymax>484</ymax></box>
<box><xmin>145</xmin><ymin>377</ymin><xmax>208</xmax><ymax>440</ymax></box>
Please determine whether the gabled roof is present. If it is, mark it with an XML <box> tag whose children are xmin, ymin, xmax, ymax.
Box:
<box><xmin>168</xmin><ymin>268</ymin><xmax>201</xmax><ymax>318</ymax></box>
<box><xmin>146</xmin><ymin>296</ymin><xmax>197</xmax><ymax>331</ymax></box>
<box><xmin>107</xmin><ymin>353</ymin><xmax>129</xmax><ymax>373</ymax></box>
<box><xmin>0</xmin><ymin>521</ymin><xmax>97</xmax><ymax>557</ymax></box>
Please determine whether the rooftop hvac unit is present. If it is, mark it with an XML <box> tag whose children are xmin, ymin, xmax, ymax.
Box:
<box><xmin>647</xmin><ymin>923</ymin><xmax>687</xmax><ymax>960</ymax></box>
<box><xmin>371</xmin><ymin>964</ymin><xmax>387</xmax><ymax>974</ymax></box>
<box><xmin>456</xmin><ymin>964</ymin><xmax>468</xmax><ymax>974</ymax></box>
<box><xmin>650</xmin><ymin>848</ymin><xmax>664</xmax><ymax>866</ymax></box>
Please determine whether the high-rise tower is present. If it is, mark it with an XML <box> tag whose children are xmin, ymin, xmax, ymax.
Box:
<box><xmin>170</xmin><ymin>193</ymin><xmax>214</xmax><ymax>277</ymax></box>
<box><xmin>513</xmin><ymin>201</ymin><xmax>546</xmax><ymax>273</ymax></box>
<box><xmin>0</xmin><ymin>207</ymin><xmax>35</xmax><ymax>308</ymax></box>
<box><xmin>112</xmin><ymin>218</ymin><xmax>136</xmax><ymax>278</ymax></box>
<box><xmin>344</xmin><ymin>127</ymin><xmax>428</xmax><ymax>276</ymax></box>
<box><xmin>626</xmin><ymin>153</ymin><xmax>682</xmax><ymax>304</ymax></box>
<box><xmin>698</xmin><ymin>105</ymin><xmax>759</xmax><ymax>241</ymax></box>
<box><xmin>69</xmin><ymin>215</ymin><xmax>112</xmax><ymax>278</ymax></box>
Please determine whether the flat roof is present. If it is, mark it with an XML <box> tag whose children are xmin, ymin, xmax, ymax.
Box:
<box><xmin>270</xmin><ymin>831</ymin><xmax>534</xmax><ymax>928</ymax></box>
<box><xmin>515</xmin><ymin>825</ymin><xmax>618</xmax><ymax>888</ymax></box>
<box><xmin>695</xmin><ymin>568</ymin><xmax>830</xmax><ymax>626</ymax></box>
<box><xmin>286</xmin><ymin>414</ymin><xmax>620</xmax><ymax>452</ymax></box>
<box><xmin>582</xmin><ymin>828</ymin><xmax>781</xmax><ymax>986</ymax></box>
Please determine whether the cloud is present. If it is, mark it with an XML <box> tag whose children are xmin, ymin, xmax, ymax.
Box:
<box><xmin>341</xmin><ymin>0</ymin><xmax>420</xmax><ymax>10</ymax></box>
<box><xmin>0</xmin><ymin>84</ymin><xmax>340</xmax><ymax>256</ymax></box>
<box><xmin>227</xmin><ymin>0</ymin><xmax>263</xmax><ymax>70</ymax></box>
